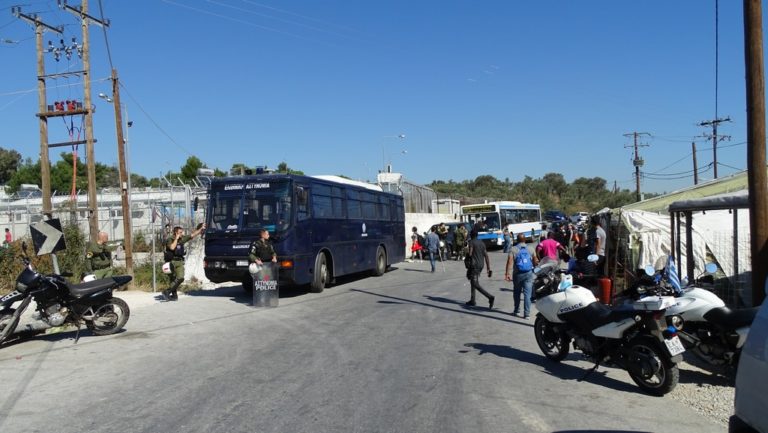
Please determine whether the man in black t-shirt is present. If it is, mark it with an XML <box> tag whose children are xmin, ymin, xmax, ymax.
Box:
<box><xmin>465</xmin><ymin>230</ymin><xmax>494</xmax><ymax>310</ymax></box>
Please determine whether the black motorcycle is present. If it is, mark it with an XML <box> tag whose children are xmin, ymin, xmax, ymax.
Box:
<box><xmin>0</xmin><ymin>243</ymin><xmax>131</xmax><ymax>345</ymax></box>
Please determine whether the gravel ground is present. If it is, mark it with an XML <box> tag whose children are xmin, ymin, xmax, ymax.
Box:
<box><xmin>671</xmin><ymin>355</ymin><xmax>735</xmax><ymax>427</ymax></box>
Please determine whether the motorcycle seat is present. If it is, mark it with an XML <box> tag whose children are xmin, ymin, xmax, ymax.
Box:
<box><xmin>69</xmin><ymin>279</ymin><xmax>116</xmax><ymax>298</ymax></box>
<box><xmin>703</xmin><ymin>306</ymin><xmax>758</xmax><ymax>329</ymax></box>
<box><xmin>560</xmin><ymin>301</ymin><xmax>639</xmax><ymax>331</ymax></box>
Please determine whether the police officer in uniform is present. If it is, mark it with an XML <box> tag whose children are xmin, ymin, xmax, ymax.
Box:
<box><xmin>86</xmin><ymin>232</ymin><xmax>116</xmax><ymax>279</ymax></box>
<box><xmin>163</xmin><ymin>223</ymin><xmax>206</xmax><ymax>301</ymax></box>
<box><xmin>248</xmin><ymin>228</ymin><xmax>277</xmax><ymax>272</ymax></box>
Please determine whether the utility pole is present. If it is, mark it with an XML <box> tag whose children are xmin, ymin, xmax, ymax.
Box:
<box><xmin>11</xmin><ymin>7</ymin><xmax>63</xmax><ymax>218</ymax></box>
<box><xmin>699</xmin><ymin>117</ymin><xmax>731</xmax><ymax>179</ymax></box>
<box><xmin>623</xmin><ymin>132</ymin><xmax>650</xmax><ymax>202</ymax></box>
<box><xmin>60</xmin><ymin>0</ymin><xmax>109</xmax><ymax>241</ymax></box>
<box><xmin>110</xmin><ymin>69</ymin><xmax>133</xmax><ymax>275</ymax></box>
<box><xmin>692</xmin><ymin>142</ymin><xmax>699</xmax><ymax>185</ymax></box>
<box><xmin>744</xmin><ymin>0</ymin><xmax>767</xmax><ymax>306</ymax></box>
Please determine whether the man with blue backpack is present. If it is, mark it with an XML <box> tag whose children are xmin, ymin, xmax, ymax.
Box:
<box><xmin>504</xmin><ymin>233</ymin><xmax>539</xmax><ymax>319</ymax></box>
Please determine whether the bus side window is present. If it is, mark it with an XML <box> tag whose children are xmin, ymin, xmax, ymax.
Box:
<box><xmin>297</xmin><ymin>187</ymin><xmax>310</xmax><ymax>221</ymax></box>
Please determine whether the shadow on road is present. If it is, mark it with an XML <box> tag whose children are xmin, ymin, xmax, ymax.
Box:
<box><xmin>462</xmin><ymin>342</ymin><xmax>642</xmax><ymax>395</ymax></box>
<box><xmin>186</xmin><ymin>284</ymin><xmax>312</xmax><ymax>305</ymax></box>
<box><xmin>553</xmin><ymin>431</ymin><xmax>652</xmax><ymax>433</ymax></box>
<box><xmin>351</xmin><ymin>289</ymin><xmax>533</xmax><ymax>327</ymax></box>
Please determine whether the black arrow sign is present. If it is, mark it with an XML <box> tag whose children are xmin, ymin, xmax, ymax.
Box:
<box><xmin>30</xmin><ymin>218</ymin><xmax>67</xmax><ymax>256</ymax></box>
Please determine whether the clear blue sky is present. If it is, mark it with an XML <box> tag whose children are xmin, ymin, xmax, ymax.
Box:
<box><xmin>0</xmin><ymin>0</ymin><xmax>762</xmax><ymax>194</ymax></box>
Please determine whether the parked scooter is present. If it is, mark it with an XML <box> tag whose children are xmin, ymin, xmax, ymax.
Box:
<box><xmin>0</xmin><ymin>243</ymin><xmax>131</xmax><ymax>346</ymax></box>
<box><xmin>533</xmin><ymin>255</ymin><xmax>684</xmax><ymax>396</ymax></box>
<box><xmin>628</xmin><ymin>256</ymin><xmax>758</xmax><ymax>369</ymax></box>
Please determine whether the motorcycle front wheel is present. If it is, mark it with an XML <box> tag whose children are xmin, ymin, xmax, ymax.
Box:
<box><xmin>86</xmin><ymin>297</ymin><xmax>130</xmax><ymax>336</ymax></box>
<box><xmin>626</xmin><ymin>337</ymin><xmax>679</xmax><ymax>396</ymax></box>
<box><xmin>0</xmin><ymin>310</ymin><xmax>20</xmax><ymax>344</ymax></box>
<box><xmin>534</xmin><ymin>315</ymin><xmax>570</xmax><ymax>361</ymax></box>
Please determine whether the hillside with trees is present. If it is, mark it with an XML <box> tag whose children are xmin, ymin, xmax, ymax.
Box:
<box><xmin>429</xmin><ymin>173</ymin><xmax>644</xmax><ymax>214</ymax></box>
<box><xmin>0</xmin><ymin>146</ymin><xmax>642</xmax><ymax>212</ymax></box>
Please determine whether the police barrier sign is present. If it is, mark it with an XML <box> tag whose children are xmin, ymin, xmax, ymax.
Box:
<box><xmin>252</xmin><ymin>262</ymin><xmax>279</xmax><ymax>307</ymax></box>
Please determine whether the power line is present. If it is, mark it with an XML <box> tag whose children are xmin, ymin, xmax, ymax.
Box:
<box><xmin>118</xmin><ymin>81</ymin><xmax>195</xmax><ymax>158</ymax></box>
<box><xmin>641</xmin><ymin>163</ymin><xmax>714</xmax><ymax>180</ymax></box>
<box><xmin>97</xmin><ymin>0</ymin><xmax>113</xmax><ymax>70</ymax></box>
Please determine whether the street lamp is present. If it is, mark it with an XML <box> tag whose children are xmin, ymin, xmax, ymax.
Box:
<box><xmin>382</xmin><ymin>133</ymin><xmax>406</xmax><ymax>173</ymax></box>
<box><xmin>98</xmin><ymin>72</ymin><xmax>133</xmax><ymax>277</ymax></box>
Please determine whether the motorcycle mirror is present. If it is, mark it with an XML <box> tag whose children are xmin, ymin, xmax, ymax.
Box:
<box><xmin>704</xmin><ymin>263</ymin><xmax>717</xmax><ymax>275</ymax></box>
<box><xmin>587</xmin><ymin>254</ymin><xmax>599</xmax><ymax>263</ymax></box>
<box><xmin>644</xmin><ymin>265</ymin><xmax>656</xmax><ymax>276</ymax></box>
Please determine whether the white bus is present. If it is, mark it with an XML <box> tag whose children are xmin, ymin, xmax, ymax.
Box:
<box><xmin>460</xmin><ymin>201</ymin><xmax>543</xmax><ymax>246</ymax></box>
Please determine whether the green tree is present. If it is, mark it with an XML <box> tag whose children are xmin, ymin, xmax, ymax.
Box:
<box><xmin>0</xmin><ymin>147</ymin><xmax>22</xmax><ymax>184</ymax></box>
<box><xmin>276</xmin><ymin>161</ymin><xmax>304</xmax><ymax>175</ymax></box>
<box><xmin>6</xmin><ymin>158</ymin><xmax>42</xmax><ymax>194</ymax></box>
<box><xmin>180</xmin><ymin>156</ymin><xmax>205</xmax><ymax>182</ymax></box>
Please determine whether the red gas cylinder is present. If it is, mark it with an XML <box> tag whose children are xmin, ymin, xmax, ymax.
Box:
<box><xmin>598</xmin><ymin>277</ymin><xmax>612</xmax><ymax>304</ymax></box>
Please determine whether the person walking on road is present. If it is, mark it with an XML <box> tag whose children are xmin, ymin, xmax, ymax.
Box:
<box><xmin>425</xmin><ymin>226</ymin><xmax>440</xmax><ymax>273</ymax></box>
<box><xmin>465</xmin><ymin>230</ymin><xmax>494</xmax><ymax>309</ymax></box>
<box><xmin>163</xmin><ymin>223</ymin><xmax>206</xmax><ymax>301</ymax></box>
<box><xmin>536</xmin><ymin>231</ymin><xmax>566</xmax><ymax>262</ymax></box>
<box><xmin>410</xmin><ymin>227</ymin><xmax>423</xmax><ymax>262</ymax></box>
<box><xmin>505</xmin><ymin>233</ymin><xmax>539</xmax><ymax>319</ymax></box>
<box><xmin>455</xmin><ymin>224</ymin><xmax>467</xmax><ymax>260</ymax></box>
<box><xmin>592</xmin><ymin>216</ymin><xmax>607</xmax><ymax>275</ymax></box>
<box><xmin>85</xmin><ymin>231</ymin><xmax>116</xmax><ymax>279</ymax></box>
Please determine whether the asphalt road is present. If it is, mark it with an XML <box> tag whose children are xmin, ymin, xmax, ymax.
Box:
<box><xmin>0</xmin><ymin>252</ymin><xmax>724</xmax><ymax>433</ymax></box>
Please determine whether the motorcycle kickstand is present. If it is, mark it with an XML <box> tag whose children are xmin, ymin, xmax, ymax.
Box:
<box><xmin>74</xmin><ymin>322</ymin><xmax>83</xmax><ymax>344</ymax></box>
<box><xmin>578</xmin><ymin>362</ymin><xmax>600</xmax><ymax>382</ymax></box>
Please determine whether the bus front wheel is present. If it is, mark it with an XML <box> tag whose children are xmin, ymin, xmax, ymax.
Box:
<box><xmin>310</xmin><ymin>253</ymin><xmax>329</xmax><ymax>293</ymax></box>
<box><xmin>242</xmin><ymin>273</ymin><xmax>254</xmax><ymax>294</ymax></box>
<box><xmin>372</xmin><ymin>246</ymin><xmax>386</xmax><ymax>276</ymax></box>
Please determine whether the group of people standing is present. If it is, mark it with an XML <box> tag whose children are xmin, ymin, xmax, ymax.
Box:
<box><xmin>410</xmin><ymin>223</ymin><xmax>469</xmax><ymax>272</ymax></box>
<box><xmin>410</xmin><ymin>215</ymin><xmax>608</xmax><ymax>319</ymax></box>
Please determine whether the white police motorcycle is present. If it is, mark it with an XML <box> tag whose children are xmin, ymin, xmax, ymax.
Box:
<box><xmin>533</xmin><ymin>256</ymin><xmax>684</xmax><ymax>396</ymax></box>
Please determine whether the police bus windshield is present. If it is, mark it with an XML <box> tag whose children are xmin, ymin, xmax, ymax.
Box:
<box><xmin>207</xmin><ymin>180</ymin><xmax>292</xmax><ymax>234</ymax></box>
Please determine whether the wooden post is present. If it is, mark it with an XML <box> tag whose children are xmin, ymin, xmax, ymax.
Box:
<box><xmin>35</xmin><ymin>19</ymin><xmax>52</xmax><ymax>218</ymax></box>
<box><xmin>111</xmin><ymin>69</ymin><xmax>133</xmax><ymax>276</ymax></box>
<box><xmin>744</xmin><ymin>0</ymin><xmax>768</xmax><ymax>306</ymax></box>
<box><xmin>80</xmin><ymin>0</ymin><xmax>99</xmax><ymax>240</ymax></box>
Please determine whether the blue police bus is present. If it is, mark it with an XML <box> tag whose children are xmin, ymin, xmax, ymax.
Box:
<box><xmin>203</xmin><ymin>174</ymin><xmax>405</xmax><ymax>292</ymax></box>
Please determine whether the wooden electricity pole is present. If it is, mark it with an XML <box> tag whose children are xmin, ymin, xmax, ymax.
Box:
<box><xmin>12</xmin><ymin>7</ymin><xmax>63</xmax><ymax>218</ymax></box>
<box><xmin>744</xmin><ymin>0</ymin><xmax>767</xmax><ymax>306</ymax></box>
<box><xmin>110</xmin><ymin>69</ymin><xmax>133</xmax><ymax>275</ymax></box>
<box><xmin>692</xmin><ymin>142</ymin><xmax>699</xmax><ymax>185</ymax></box>
<box><xmin>60</xmin><ymin>0</ymin><xmax>109</xmax><ymax>240</ymax></box>
<box><xmin>624</xmin><ymin>132</ymin><xmax>650</xmax><ymax>202</ymax></box>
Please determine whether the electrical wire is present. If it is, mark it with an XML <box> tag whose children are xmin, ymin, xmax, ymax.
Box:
<box><xmin>717</xmin><ymin>162</ymin><xmax>743</xmax><ymax>171</ymax></box>
<box><xmin>97</xmin><ymin>0</ymin><xmax>113</xmax><ymax>71</ymax></box>
<box><xmin>641</xmin><ymin>163</ymin><xmax>713</xmax><ymax>180</ymax></box>
<box><xmin>118</xmin><ymin>81</ymin><xmax>195</xmax><ymax>157</ymax></box>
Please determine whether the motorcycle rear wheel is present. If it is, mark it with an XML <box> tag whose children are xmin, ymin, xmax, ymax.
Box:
<box><xmin>86</xmin><ymin>297</ymin><xmax>130</xmax><ymax>336</ymax></box>
<box><xmin>626</xmin><ymin>337</ymin><xmax>679</xmax><ymax>396</ymax></box>
<box><xmin>534</xmin><ymin>315</ymin><xmax>570</xmax><ymax>361</ymax></box>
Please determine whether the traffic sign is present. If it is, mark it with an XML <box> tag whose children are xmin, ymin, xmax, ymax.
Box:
<box><xmin>30</xmin><ymin>218</ymin><xmax>66</xmax><ymax>256</ymax></box>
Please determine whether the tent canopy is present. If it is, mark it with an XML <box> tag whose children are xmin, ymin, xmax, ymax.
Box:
<box><xmin>668</xmin><ymin>190</ymin><xmax>749</xmax><ymax>213</ymax></box>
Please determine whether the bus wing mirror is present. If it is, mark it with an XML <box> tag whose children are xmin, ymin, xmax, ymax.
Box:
<box><xmin>193</xmin><ymin>197</ymin><xmax>199</xmax><ymax>211</ymax></box>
